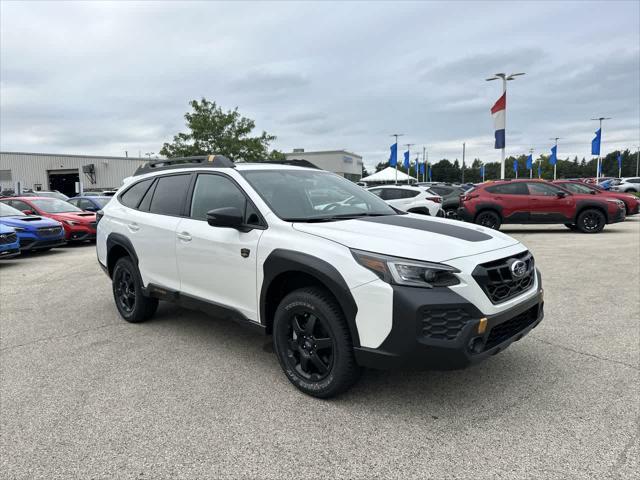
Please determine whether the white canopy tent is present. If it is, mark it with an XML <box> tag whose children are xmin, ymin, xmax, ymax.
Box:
<box><xmin>360</xmin><ymin>166</ymin><xmax>417</xmax><ymax>185</ymax></box>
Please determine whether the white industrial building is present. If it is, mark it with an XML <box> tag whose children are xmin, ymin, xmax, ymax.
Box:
<box><xmin>0</xmin><ymin>152</ymin><xmax>146</xmax><ymax>196</ymax></box>
<box><xmin>284</xmin><ymin>149</ymin><xmax>363</xmax><ymax>181</ymax></box>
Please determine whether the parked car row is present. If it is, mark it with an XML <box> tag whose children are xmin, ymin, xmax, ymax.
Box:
<box><xmin>456</xmin><ymin>179</ymin><xmax>638</xmax><ymax>233</ymax></box>
<box><xmin>0</xmin><ymin>196</ymin><xmax>100</xmax><ymax>258</ymax></box>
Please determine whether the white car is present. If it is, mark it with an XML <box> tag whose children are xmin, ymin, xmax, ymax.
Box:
<box><xmin>610</xmin><ymin>177</ymin><xmax>640</xmax><ymax>193</ymax></box>
<box><xmin>97</xmin><ymin>156</ymin><xmax>544</xmax><ymax>398</ymax></box>
<box><xmin>367</xmin><ymin>185</ymin><xmax>444</xmax><ymax>217</ymax></box>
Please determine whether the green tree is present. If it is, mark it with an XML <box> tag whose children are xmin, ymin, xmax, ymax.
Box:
<box><xmin>160</xmin><ymin>98</ymin><xmax>285</xmax><ymax>162</ymax></box>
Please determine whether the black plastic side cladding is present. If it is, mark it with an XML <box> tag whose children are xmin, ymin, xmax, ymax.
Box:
<box><xmin>261</xmin><ymin>249</ymin><xmax>360</xmax><ymax>347</ymax></box>
<box><xmin>106</xmin><ymin>232</ymin><xmax>139</xmax><ymax>275</ymax></box>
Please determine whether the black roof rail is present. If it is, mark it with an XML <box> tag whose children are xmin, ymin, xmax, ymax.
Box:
<box><xmin>133</xmin><ymin>155</ymin><xmax>235</xmax><ymax>176</ymax></box>
<box><xmin>261</xmin><ymin>159</ymin><xmax>320</xmax><ymax>169</ymax></box>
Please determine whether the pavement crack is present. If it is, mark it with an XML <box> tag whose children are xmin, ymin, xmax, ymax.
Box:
<box><xmin>0</xmin><ymin>322</ymin><xmax>122</xmax><ymax>353</ymax></box>
<box><xmin>531</xmin><ymin>336</ymin><xmax>639</xmax><ymax>371</ymax></box>
<box><xmin>607</xmin><ymin>419</ymin><xmax>639</xmax><ymax>478</ymax></box>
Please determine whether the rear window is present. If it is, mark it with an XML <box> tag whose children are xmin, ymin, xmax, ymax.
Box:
<box><xmin>485</xmin><ymin>183</ymin><xmax>528</xmax><ymax>195</ymax></box>
<box><xmin>149</xmin><ymin>174</ymin><xmax>191</xmax><ymax>216</ymax></box>
<box><xmin>120</xmin><ymin>179</ymin><xmax>153</xmax><ymax>209</ymax></box>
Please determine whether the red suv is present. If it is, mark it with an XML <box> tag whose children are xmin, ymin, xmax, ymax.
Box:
<box><xmin>553</xmin><ymin>180</ymin><xmax>639</xmax><ymax>216</ymax></box>
<box><xmin>458</xmin><ymin>180</ymin><xmax>626</xmax><ymax>233</ymax></box>
<box><xmin>0</xmin><ymin>197</ymin><xmax>97</xmax><ymax>241</ymax></box>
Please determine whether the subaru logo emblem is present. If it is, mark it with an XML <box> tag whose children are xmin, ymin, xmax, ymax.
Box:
<box><xmin>510</xmin><ymin>259</ymin><xmax>527</xmax><ymax>278</ymax></box>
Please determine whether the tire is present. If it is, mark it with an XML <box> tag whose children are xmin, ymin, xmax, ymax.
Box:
<box><xmin>576</xmin><ymin>209</ymin><xmax>606</xmax><ymax>233</ymax></box>
<box><xmin>112</xmin><ymin>256</ymin><xmax>158</xmax><ymax>323</ymax></box>
<box><xmin>624</xmin><ymin>189</ymin><xmax>635</xmax><ymax>193</ymax></box>
<box><xmin>272</xmin><ymin>287</ymin><xmax>360</xmax><ymax>398</ymax></box>
<box><xmin>564</xmin><ymin>223</ymin><xmax>578</xmax><ymax>231</ymax></box>
<box><xmin>474</xmin><ymin>210</ymin><xmax>501</xmax><ymax>230</ymax></box>
<box><xmin>445</xmin><ymin>208</ymin><xmax>458</xmax><ymax>219</ymax></box>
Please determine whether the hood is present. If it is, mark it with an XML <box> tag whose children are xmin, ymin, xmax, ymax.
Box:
<box><xmin>47</xmin><ymin>212</ymin><xmax>96</xmax><ymax>223</ymax></box>
<box><xmin>0</xmin><ymin>215</ymin><xmax>62</xmax><ymax>229</ymax></box>
<box><xmin>293</xmin><ymin>214</ymin><xmax>520</xmax><ymax>263</ymax></box>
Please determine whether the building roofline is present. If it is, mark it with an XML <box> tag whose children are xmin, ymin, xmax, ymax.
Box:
<box><xmin>0</xmin><ymin>151</ymin><xmax>146</xmax><ymax>161</ymax></box>
<box><xmin>284</xmin><ymin>150</ymin><xmax>362</xmax><ymax>159</ymax></box>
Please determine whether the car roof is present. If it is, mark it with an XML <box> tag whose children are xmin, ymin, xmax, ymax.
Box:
<box><xmin>4</xmin><ymin>196</ymin><xmax>50</xmax><ymax>201</ymax></box>
<box><xmin>369</xmin><ymin>184</ymin><xmax>420</xmax><ymax>190</ymax></box>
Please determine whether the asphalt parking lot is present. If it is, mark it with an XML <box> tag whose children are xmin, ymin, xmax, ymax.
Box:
<box><xmin>1</xmin><ymin>219</ymin><xmax>638</xmax><ymax>479</ymax></box>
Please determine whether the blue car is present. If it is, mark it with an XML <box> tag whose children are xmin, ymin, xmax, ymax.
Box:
<box><xmin>0</xmin><ymin>203</ymin><xmax>66</xmax><ymax>252</ymax></box>
<box><xmin>67</xmin><ymin>196</ymin><xmax>111</xmax><ymax>212</ymax></box>
<box><xmin>0</xmin><ymin>224</ymin><xmax>20</xmax><ymax>259</ymax></box>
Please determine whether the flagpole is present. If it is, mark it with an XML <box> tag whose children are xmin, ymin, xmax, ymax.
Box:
<box><xmin>390</xmin><ymin>133</ymin><xmax>404</xmax><ymax>185</ymax></box>
<box><xmin>422</xmin><ymin>146</ymin><xmax>426</xmax><ymax>182</ymax></box>
<box><xmin>529</xmin><ymin>148</ymin><xmax>534</xmax><ymax>179</ymax></box>
<box><xmin>591</xmin><ymin>117</ymin><xmax>611</xmax><ymax>181</ymax></box>
<box><xmin>550</xmin><ymin>137</ymin><xmax>560</xmax><ymax>181</ymax></box>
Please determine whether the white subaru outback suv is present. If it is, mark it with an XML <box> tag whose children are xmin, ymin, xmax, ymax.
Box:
<box><xmin>97</xmin><ymin>156</ymin><xmax>544</xmax><ymax>398</ymax></box>
<box><xmin>368</xmin><ymin>185</ymin><xmax>444</xmax><ymax>217</ymax></box>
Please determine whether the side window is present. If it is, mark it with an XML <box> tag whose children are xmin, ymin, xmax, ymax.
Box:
<box><xmin>189</xmin><ymin>174</ymin><xmax>247</xmax><ymax>221</ymax></box>
<box><xmin>527</xmin><ymin>182</ymin><xmax>564</xmax><ymax>196</ymax></box>
<box><xmin>67</xmin><ymin>199</ymin><xmax>79</xmax><ymax>207</ymax></box>
<box><xmin>383</xmin><ymin>189</ymin><xmax>403</xmax><ymax>200</ymax></box>
<box><xmin>628</xmin><ymin>178</ymin><xmax>640</xmax><ymax>184</ymax></box>
<box><xmin>401</xmin><ymin>189</ymin><xmax>420</xmax><ymax>198</ymax></box>
<box><xmin>120</xmin><ymin>179</ymin><xmax>153</xmax><ymax>209</ymax></box>
<box><xmin>369</xmin><ymin>189</ymin><xmax>383</xmax><ymax>198</ymax></box>
<box><xmin>486</xmin><ymin>183</ymin><xmax>528</xmax><ymax>195</ymax></box>
<box><xmin>149</xmin><ymin>174</ymin><xmax>191</xmax><ymax>216</ymax></box>
<box><xmin>79</xmin><ymin>199</ymin><xmax>94</xmax><ymax>210</ymax></box>
<box><xmin>9</xmin><ymin>200</ymin><xmax>32</xmax><ymax>212</ymax></box>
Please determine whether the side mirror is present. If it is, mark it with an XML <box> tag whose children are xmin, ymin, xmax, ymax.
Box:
<box><xmin>22</xmin><ymin>209</ymin><xmax>34</xmax><ymax>215</ymax></box>
<box><xmin>556</xmin><ymin>191</ymin><xmax>567</xmax><ymax>198</ymax></box>
<box><xmin>590</xmin><ymin>190</ymin><xmax>596</xmax><ymax>195</ymax></box>
<box><xmin>206</xmin><ymin>207</ymin><xmax>245</xmax><ymax>230</ymax></box>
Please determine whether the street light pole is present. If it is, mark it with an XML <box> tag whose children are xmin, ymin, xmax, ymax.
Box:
<box><xmin>591</xmin><ymin>117</ymin><xmax>611</xmax><ymax>181</ymax></box>
<box><xmin>529</xmin><ymin>148</ymin><xmax>534</xmax><ymax>179</ymax></box>
<box><xmin>390</xmin><ymin>133</ymin><xmax>404</xmax><ymax>185</ymax></box>
<box><xmin>422</xmin><ymin>146</ymin><xmax>426</xmax><ymax>182</ymax></box>
<box><xmin>461</xmin><ymin>142</ymin><xmax>466</xmax><ymax>184</ymax></box>
<box><xmin>486</xmin><ymin>72</ymin><xmax>525</xmax><ymax>180</ymax></box>
<box><xmin>636</xmin><ymin>146</ymin><xmax>639</xmax><ymax>177</ymax></box>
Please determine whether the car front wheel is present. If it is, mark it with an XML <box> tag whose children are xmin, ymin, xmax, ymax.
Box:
<box><xmin>273</xmin><ymin>287</ymin><xmax>360</xmax><ymax>398</ymax></box>
<box><xmin>112</xmin><ymin>256</ymin><xmax>158</xmax><ymax>322</ymax></box>
<box><xmin>576</xmin><ymin>209</ymin><xmax>606</xmax><ymax>233</ymax></box>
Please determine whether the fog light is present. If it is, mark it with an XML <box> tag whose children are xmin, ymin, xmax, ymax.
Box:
<box><xmin>477</xmin><ymin>317</ymin><xmax>487</xmax><ymax>334</ymax></box>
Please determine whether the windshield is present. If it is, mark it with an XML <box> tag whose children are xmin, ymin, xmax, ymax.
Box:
<box><xmin>241</xmin><ymin>169</ymin><xmax>397</xmax><ymax>221</ymax></box>
<box><xmin>31</xmin><ymin>198</ymin><xmax>82</xmax><ymax>213</ymax></box>
<box><xmin>93</xmin><ymin>197</ymin><xmax>111</xmax><ymax>208</ymax></box>
<box><xmin>562</xmin><ymin>182</ymin><xmax>595</xmax><ymax>194</ymax></box>
<box><xmin>37</xmin><ymin>191</ymin><xmax>69</xmax><ymax>201</ymax></box>
<box><xmin>0</xmin><ymin>203</ymin><xmax>25</xmax><ymax>217</ymax></box>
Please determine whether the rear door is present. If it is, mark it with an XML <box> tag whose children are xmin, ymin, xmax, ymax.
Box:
<box><xmin>134</xmin><ymin>173</ymin><xmax>192</xmax><ymax>291</ymax></box>
<box><xmin>484</xmin><ymin>183</ymin><xmax>529</xmax><ymax>222</ymax></box>
<box><xmin>526</xmin><ymin>182</ymin><xmax>574</xmax><ymax>222</ymax></box>
<box><xmin>175</xmin><ymin>173</ymin><xmax>265</xmax><ymax>320</ymax></box>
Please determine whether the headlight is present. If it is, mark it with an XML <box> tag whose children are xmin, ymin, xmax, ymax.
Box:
<box><xmin>351</xmin><ymin>249</ymin><xmax>460</xmax><ymax>288</ymax></box>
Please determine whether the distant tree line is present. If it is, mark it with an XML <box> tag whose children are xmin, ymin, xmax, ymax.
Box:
<box><xmin>371</xmin><ymin>149</ymin><xmax>639</xmax><ymax>183</ymax></box>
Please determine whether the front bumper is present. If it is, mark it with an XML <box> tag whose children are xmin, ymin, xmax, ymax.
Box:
<box><xmin>610</xmin><ymin>206</ymin><xmax>626</xmax><ymax>223</ymax></box>
<box><xmin>457</xmin><ymin>206</ymin><xmax>474</xmax><ymax>222</ymax></box>
<box><xmin>354</xmin><ymin>273</ymin><xmax>544</xmax><ymax>370</ymax></box>
<box><xmin>0</xmin><ymin>243</ymin><xmax>20</xmax><ymax>258</ymax></box>
<box><xmin>17</xmin><ymin>233</ymin><xmax>66</xmax><ymax>251</ymax></box>
<box><xmin>64</xmin><ymin>225</ymin><xmax>97</xmax><ymax>241</ymax></box>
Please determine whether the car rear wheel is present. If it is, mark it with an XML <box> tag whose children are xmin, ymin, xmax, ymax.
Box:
<box><xmin>576</xmin><ymin>209</ymin><xmax>606</xmax><ymax>233</ymax></box>
<box><xmin>475</xmin><ymin>210</ymin><xmax>501</xmax><ymax>230</ymax></box>
<box><xmin>272</xmin><ymin>287</ymin><xmax>360</xmax><ymax>398</ymax></box>
<box><xmin>112</xmin><ymin>256</ymin><xmax>158</xmax><ymax>322</ymax></box>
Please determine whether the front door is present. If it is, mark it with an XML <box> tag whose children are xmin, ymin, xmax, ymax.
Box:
<box><xmin>175</xmin><ymin>173</ymin><xmax>265</xmax><ymax>321</ymax></box>
<box><xmin>526</xmin><ymin>182</ymin><xmax>574</xmax><ymax>222</ymax></box>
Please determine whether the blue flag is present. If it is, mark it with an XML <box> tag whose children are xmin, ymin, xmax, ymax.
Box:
<box><xmin>617</xmin><ymin>153</ymin><xmax>622</xmax><ymax>169</ymax></box>
<box><xmin>513</xmin><ymin>159</ymin><xmax>518</xmax><ymax>173</ymax></box>
<box><xmin>526</xmin><ymin>154</ymin><xmax>533</xmax><ymax>170</ymax></box>
<box><xmin>550</xmin><ymin>145</ymin><xmax>557</xmax><ymax>165</ymax></box>
<box><xmin>403</xmin><ymin>150</ymin><xmax>410</xmax><ymax>170</ymax></box>
<box><xmin>389</xmin><ymin>143</ymin><xmax>398</xmax><ymax>167</ymax></box>
<box><xmin>591</xmin><ymin>129</ymin><xmax>601</xmax><ymax>156</ymax></box>
<box><xmin>419</xmin><ymin>162</ymin><xmax>425</xmax><ymax>174</ymax></box>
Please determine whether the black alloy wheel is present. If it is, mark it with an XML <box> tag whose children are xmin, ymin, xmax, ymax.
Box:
<box><xmin>115</xmin><ymin>267</ymin><xmax>136</xmax><ymax>314</ymax></box>
<box><xmin>475</xmin><ymin>210</ymin><xmax>501</xmax><ymax>230</ymax></box>
<box><xmin>577</xmin><ymin>209</ymin><xmax>605</xmax><ymax>233</ymax></box>
<box><xmin>111</xmin><ymin>257</ymin><xmax>158</xmax><ymax>322</ymax></box>
<box><xmin>273</xmin><ymin>287</ymin><xmax>360</xmax><ymax>398</ymax></box>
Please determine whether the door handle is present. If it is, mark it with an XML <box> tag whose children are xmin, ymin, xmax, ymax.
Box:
<box><xmin>177</xmin><ymin>232</ymin><xmax>192</xmax><ymax>242</ymax></box>
<box><xmin>128</xmin><ymin>222</ymin><xmax>140</xmax><ymax>232</ymax></box>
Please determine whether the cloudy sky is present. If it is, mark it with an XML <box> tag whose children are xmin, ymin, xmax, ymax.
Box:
<box><xmin>1</xmin><ymin>0</ymin><xmax>638</xmax><ymax>169</ymax></box>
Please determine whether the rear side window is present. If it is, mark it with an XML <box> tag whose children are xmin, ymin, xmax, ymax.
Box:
<box><xmin>485</xmin><ymin>183</ymin><xmax>528</xmax><ymax>195</ymax></box>
<box><xmin>149</xmin><ymin>174</ymin><xmax>191</xmax><ymax>216</ymax></box>
<box><xmin>120</xmin><ymin>179</ymin><xmax>153</xmax><ymax>209</ymax></box>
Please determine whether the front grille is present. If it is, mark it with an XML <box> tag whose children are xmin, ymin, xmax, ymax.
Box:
<box><xmin>37</xmin><ymin>226</ymin><xmax>63</xmax><ymax>238</ymax></box>
<box><xmin>0</xmin><ymin>232</ymin><xmax>17</xmax><ymax>245</ymax></box>
<box><xmin>472</xmin><ymin>251</ymin><xmax>535</xmax><ymax>304</ymax></box>
<box><xmin>420</xmin><ymin>307</ymin><xmax>472</xmax><ymax>340</ymax></box>
<box><xmin>485</xmin><ymin>305</ymin><xmax>539</xmax><ymax>349</ymax></box>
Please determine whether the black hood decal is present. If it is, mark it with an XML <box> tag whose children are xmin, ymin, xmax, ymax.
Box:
<box><xmin>356</xmin><ymin>215</ymin><xmax>492</xmax><ymax>242</ymax></box>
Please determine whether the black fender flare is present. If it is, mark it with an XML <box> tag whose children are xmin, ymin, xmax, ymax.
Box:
<box><xmin>261</xmin><ymin>249</ymin><xmax>360</xmax><ymax>347</ymax></box>
<box><xmin>575</xmin><ymin>199</ymin><xmax>610</xmax><ymax>223</ymax></box>
<box><xmin>106</xmin><ymin>232</ymin><xmax>139</xmax><ymax>276</ymax></box>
